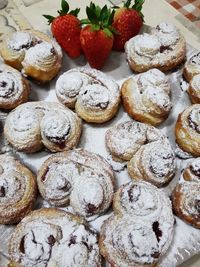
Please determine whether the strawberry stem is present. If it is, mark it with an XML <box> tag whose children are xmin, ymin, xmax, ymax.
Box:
<box><xmin>43</xmin><ymin>0</ymin><xmax>80</xmax><ymax>24</ymax></box>
<box><xmin>82</xmin><ymin>2</ymin><xmax>115</xmax><ymax>37</ymax></box>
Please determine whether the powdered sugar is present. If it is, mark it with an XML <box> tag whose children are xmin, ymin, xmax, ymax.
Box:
<box><xmin>8</xmin><ymin>31</ymin><xmax>36</xmax><ymax>51</ymax></box>
<box><xmin>134</xmin><ymin>33</ymin><xmax>161</xmax><ymax>57</ymax></box>
<box><xmin>9</xmin><ymin>209</ymin><xmax>101</xmax><ymax>267</ymax></box>
<box><xmin>191</xmin><ymin>74</ymin><xmax>200</xmax><ymax>90</ymax></box>
<box><xmin>38</xmin><ymin>149</ymin><xmax>114</xmax><ymax>220</ymax></box>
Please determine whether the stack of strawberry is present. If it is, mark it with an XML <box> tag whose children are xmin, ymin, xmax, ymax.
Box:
<box><xmin>44</xmin><ymin>0</ymin><xmax>144</xmax><ymax>69</ymax></box>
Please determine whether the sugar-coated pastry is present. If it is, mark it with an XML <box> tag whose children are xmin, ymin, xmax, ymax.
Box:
<box><xmin>128</xmin><ymin>140</ymin><xmax>176</xmax><ymax>187</ymax></box>
<box><xmin>0</xmin><ymin>63</ymin><xmax>30</xmax><ymax>109</ymax></box>
<box><xmin>172</xmin><ymin>158</ymin><xmax>200</xmax><ymax>228</ymax></box>
<box><xmin>184</xmin><ymin>52</ymin><xmax>200</xmax><ymax>82</ymax></box>
<box><xmin>8</xmin><ymin>208</ymin><xmax>101</xmax><ymax>267</ymax></box>
<box><xmin>125</xmin><ymin>22</ymin><xmax>186</xmax><ymax>72</ymax></box>
<box><xmin>121</xmin><ymin>69</ymin><xmax>172</xmax><ymax>126</ymax></box>
<box><xmin>4</xmin><ymin>101</ymin><xmax>82</xmax><ymax>153</ymax></box>
<box><xmin>55</xmin><ymin>67</ymin><xmax>120</xmax><ymax>123</ymax></box>
<box><xmin>0</xmin><ymin>155</ymin><xmax>37</xmax><ymax>224</ymax></box>
<box><xmin>188</xmin><ymin>74</ymin><xmax>200</xmax><ymax>104</ymax></box>
<box><xmin>37</xmin><ymin>149</ymin><xmax>115</xmax><ymax>220</ymax></box>
<box><xmin>175</xmin><ymin>104</ymin><xmax>200</xmax><ymax>156</ymax></box>
<box><xmin>106</xmin><ymin>120</ymin><xmax>166</xmax><ymax>162</ymax></box>
<box><xmin>1</xmin><ymin>30</ymin><xmax>62</xmax><ymax>82</ymax></box>
<box><xmin>99</xmin><ymin>181</ymin><xmax>174</xmax><ymax>267</ymax></box>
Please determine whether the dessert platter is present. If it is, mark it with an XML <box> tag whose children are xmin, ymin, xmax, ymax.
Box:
<box><xmin>0</xmin><ymin>1</ymin><xmax>200</xmax><ymax>266</ymax></box>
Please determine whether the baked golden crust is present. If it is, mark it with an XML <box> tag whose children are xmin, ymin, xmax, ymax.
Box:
<box><xmin>0</xmin><ymin>64</ymin><xmax>30</xmax><ymax>110</ymax></box>
<box><xmin>187</xmin><ymin>74</ymin><xmax>200</xmax><ymax>104</ymax></box>
<box><xmin>55</xmin><ymin>67</ymin><xmax>121</xmax><ymax>123</ymax></box>
<box><xmin>121</xmin><ymin>69</ymin><xmax>172</xmax><ymax>126</ymax></box>
<box><xmin>8</xmin><ymin>208</ymin><xmax>101</xmax><ymax>267</ymax></box>
<box><xmin>172</xmin><ymin>159</ymin><xmax>200</xmax><ymax>229</ymax></box>
<box><xmin>183</xmin><ymin>52</ymin><xmax>200</xmax><ymax>82</ymax></box>
<box><xmin>0</xmin><ymin>155</ymin><xmax>37</xmax><ymax>224</ymax></box>
<box><xmin>175</xmin><ymin>104</ymin><xmax>200</xmax><ymax>156</ymax></box>
<box><xmin>4</xmin><ymin>101</ymin><xmax>82</xmax><ymax>153</ymax></box>
<box><xmin>99</xmin><ymin>181</ymin><xmax>174</xmax><ymax>267</ymax></box>
<box><xmin>1</xmin><ymin>30</ymin><xmax>62</xmax><ymax>82</ymax></box>
<box><xmin>125</xmin><ymin>22</ymin><xmax>186</xmax><ymax>73</ymax></box>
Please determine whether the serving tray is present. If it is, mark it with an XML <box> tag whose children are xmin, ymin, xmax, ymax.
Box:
<box><xmin>0</xmin><ymin>33</ymin><xmax>200</xmax><ymax>266</ymax></box>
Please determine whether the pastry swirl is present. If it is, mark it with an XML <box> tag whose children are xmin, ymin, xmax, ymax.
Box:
<box><xmin>188</xmin><ymin>74</ymin><xmax>200</xmax><ymax>104</ymax></box>
<box><xmin>128</xmin><ymin>140</ymin><xmax>176</xmax><ymax>187</ymax></box>
<box><xmin>184</xmin><ymin>52</ymin><xmax>200</xmax><ymax>82</ymax></box>
<box><xmin>99</xmin><ymin>181</ymin><xmax>174</xmax><ymax>267</ymax></box>
<box><xmin>0</xmin><ymin>155</ymin><xmax>37</xmax><ymax>224</ymax></box>
<box><xmin>37</xmin><ymin>149</ymin><xmax>115</xmax><ymax>220</ymax></box>
<box><xmin>175</xmin><ymin>104</ymin><xmax>200</xmax><ymax>156</ymax></box>
<box><xmin>1</xmin><ymin>30</ymin><xmax>62</xmax><ymax>82</ymax></box>
<box><xmin>105</xmin><ymin>120</ymin><xmax>166</xmax><ymax>162</ymax></box>
<box><xmin>125</xmin><ymin>22</ymin><xmax>186</xmax><ymax>72</ymax></box>
<box><xmin>8</xmin><ymin>208</ymin><xmax>101</xmax><ymax>267</ymax></box>
<box><xmin>172</xmin><ymin>159</ymin><xmax>200</xmax><ymax>228</ymax></box>
<box><xmin>56</xmin><ymin>67</ymin><xmax>120</xmax><ymax>123</ymax></box>
<box><xmin>121</xmin><ymin>68</ymin><xmax>172</xmax><ymax>126</ymax></box>
<box><xmin>4</xmin><ymin>101</ymin><xmax>82</xmax><ymax>153</ymax></box>
<box><xmin>0</xmin><ymin>64</ymin><xmax>30</xmax><ymax>109</ymax></box>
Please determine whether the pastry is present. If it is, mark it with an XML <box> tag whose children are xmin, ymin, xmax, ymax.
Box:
<box><xmin>0</xmin><ymin>155</ymin><xmax>37</xmax><ymax>224</ymax></box>
<box><xmin>121</xmin><ymin>68</ymin><xmax>172</xmax><ymax>126</ymax></box>
<box><xmin>175</xmin><ymin>104</ymin><xmax>200</xmax><ymax>156</ymax></box>
<box><xmin>99</xmin><ymin>181</ymin><xmax>174</xmax><ymax>267</ymax></box>
<box><xmin>8</xmin><ymin>208</ymin><xmax>101</xmax><ymax>267</ymax></box>
<box><xmin>128</xmin><ymin>140</ymin><xmax>176</xmax><ymax>187</ymax></box>
<box><xmin>55</xmin><ymin>67</ymin><xmax>120</xmax><ymax>123</ymax></box>
<box><xmin>125</xmin><ymin>22</ymin><xmax>186</xmax><ymax>72</ymax></box>
<box><xmin>187</xmin><ymin>74</ymin><xmax>200</xmax><ymax>104</ymax></box>
<box><xmin>0</xmin><ymin>30</ymin><xmax>62</xmax><ymax>82</ymax></box>
<box><xmin>0</xmin><ymin>63</ymin><xmax>30</xmax><ymax>109</ymax></box>
<box><xmin>4</xmin><ymin>101</ymin><xmax>82</xmax><ymax>153</ymax></box>
<box><xmin>106</xmin><ymin>120</ymin><xmax>166</xmax><ymax>161</ymax></box>
<box><xmin>37</xmin><ymin>148</ymin><xmax>115</xmax><ymax>220</ymax></box>
<box><xmin>172</xmin><ymin>158</ymin><xmax>200</xmax><ymax>228</ymax></box>
<box><xmin>106</xmin><ymin>120</ymin><xmax>175</xmax><ymax>187</ymax></box>
<box><xmin>183</xmin><ymin>52</ymin><xmax>200</xmax><ymax>82</ymax></box>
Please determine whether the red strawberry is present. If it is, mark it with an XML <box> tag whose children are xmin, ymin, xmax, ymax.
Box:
<box><xmin>112</xmin><ymin>0</ymin><xmax>144</xmax><ymax>51</ymax></box>
<box><xmin>43</xmin><ymin>0</ymin><xmax>82</xmax><ymax>58</ymax></box>
<box><xmin>80</xmin><ymin>3</ymin><xmax>115</xmax><ymax>69</ymax></box>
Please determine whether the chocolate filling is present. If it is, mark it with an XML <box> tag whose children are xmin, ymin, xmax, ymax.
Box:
<box><xmin>159</xmin><ymin>45</ymin><xmax>173</xmax><ymax>53</ymax></box>
<box><xmin>95</xmin><ymin>101</ymin><xmax>109</xmax><ymax>109</ymax></box>
<box><xmin>191</xmin><ymin>53</ymin><xmax>200</xmax><ymax>64</ymax></box>
<box><xmin>68</xmin><ymin>235</ymin><xmax>77</xmax><ymax>246</ymax></box>
<box><xmin>86</xmin><ymin>203</ymin><xmax>98</xmax><ymax>214</ymax></box>
<box><xmin>190</xmin><ymin>165</ymin><xmax>200</xmax><ymax>178</ymax></box>
<box><xmin>152</xmin><ymin>221</ymin><xmax>162</xmax><ymax>242</ymax></box>
<box><xmin>41</xmin><ymin>167</ymin><xmax>50</xmax><ymax>182</ymax></box>
<box><xmin>0</xmin><ymin>186</ymin><xmax>5</xmax><ymax>197</ymax></box>
<box><xmin>47</xmin><ymin>235</ymin><xmax>56</xmax><ymax>246</ymax></box>
<box><xmin>0</xmin><ymin>81</ymin><xmax>7</xmax><ymax>88</ymax></box>
<box><xmin>19</xmin><ymin>235</ymin><xmax>25</xmax><ymax>253</ymax></box>
<box><xmin>194</xmin><ymin>199</ymin><xmax>200</xmax><ymax>216</ymax></box>
<box><xmin>188</xmin><ymin>113</ymin><xmax>200</xmax><ymax>133</ymax></box>
<box><xmin>127</xmin><ymin>185</ymin><xmax>140</xmax><ymax>202</ymax></box>
<box><xmin>46</xmin><ymin>126</ymin><xmax>71</xmax><ymax>144</ymax></box>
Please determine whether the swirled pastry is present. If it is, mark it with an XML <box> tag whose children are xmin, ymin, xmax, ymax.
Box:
<box><xmin>121</xmin><ymin>69</ymin><xmax>172</xmax><ymax>126</ymax></box>
<box><xmin>55</xmin><ymin>67</ymin><xmax>120</xmax><ymax>123</ymax></box>
<box><xmin>172</xmin><ymin>158</ymin><xmax>200</xmax><ymax>228</ymax></box>
<box><xmin>125</xmin><ymin>22</ymin><xmax>186</xmax><ymax>72</ymax></box>
<box><xmin>99</xmin><ymin>181</ymin><xmax>174</xmax><ymax>267</ymax></box>
<box><xmin>106</xmin><ymin>120</ymin><xmax>166</xmax><ymax>162</ymax></box>
<box><xmin>0</xmin><ymin>64</ymin><xmax>30</xmax><ymax>109</ymax></box>
<box><xmin>175</xmin><ymin>104</ymin><xmax>200</xmax><ymax>156</ymax></box>
<box><xmin>4</xmin><ymin>101</ymin><xmax>82</xmax><ymax>153</ymax></box>
<box><xmin>128</xmin><ymin>140</ymin><xmax>176</xmax><ymax>187</ymax></box>
<box><xmin>0</xmin><ymin>155</ymin><xmax>37</xmax><ymax>224</ymax></box>
<box><xmin>1</xmin><ymin>30</ymin><xmax>62</xmax><ymax>82</ymax></box>
<box><xmin>37</xmin><ymin>149</ymin><xmax>115</xmax><ymax>220</ymax></box>
<box><xmin>184</xmin><ymin>52</ymin><xmax>200</xmax><ymax>82</ymax></box>
<box><xmin>8</xmin><ymin>208</ymin><xmax>101</xmax><ymax>267</ymax></box>
<box><xmin>187</xmin><ymin>74</ymin><xmax>200</xmax><ymax>104</ymax></box>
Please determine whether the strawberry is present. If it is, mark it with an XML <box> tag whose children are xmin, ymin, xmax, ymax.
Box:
<box><xmin>80</xmin><ymin>2</ymin><xmax>115</xmax><ymax>69</ymax></box>
<box><xmin>43</xmin><ymin>0</ymin><xmax>81</xmax><ymax>58</ymax></box>
<box><xmin>112</xmin><ymin>0</ymin><xmax>144</xmax><ymax>51</ymax></box>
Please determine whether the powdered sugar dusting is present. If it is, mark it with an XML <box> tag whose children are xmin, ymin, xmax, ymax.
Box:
<box><xmin>9</xmin><ymin>209</ymin><xmax>101</xmax><ymax>267</ymax></box>
<box><xmin>8</xmin><ymin>31</ymin><xmax>36</xmax><ymax>51</ymax></box>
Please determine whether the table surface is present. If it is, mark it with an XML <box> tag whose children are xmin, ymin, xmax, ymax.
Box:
<box><xmin>0</xmin><ymin>0</ymin><xmax>199</xmax><ymax>266</ymax></box>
